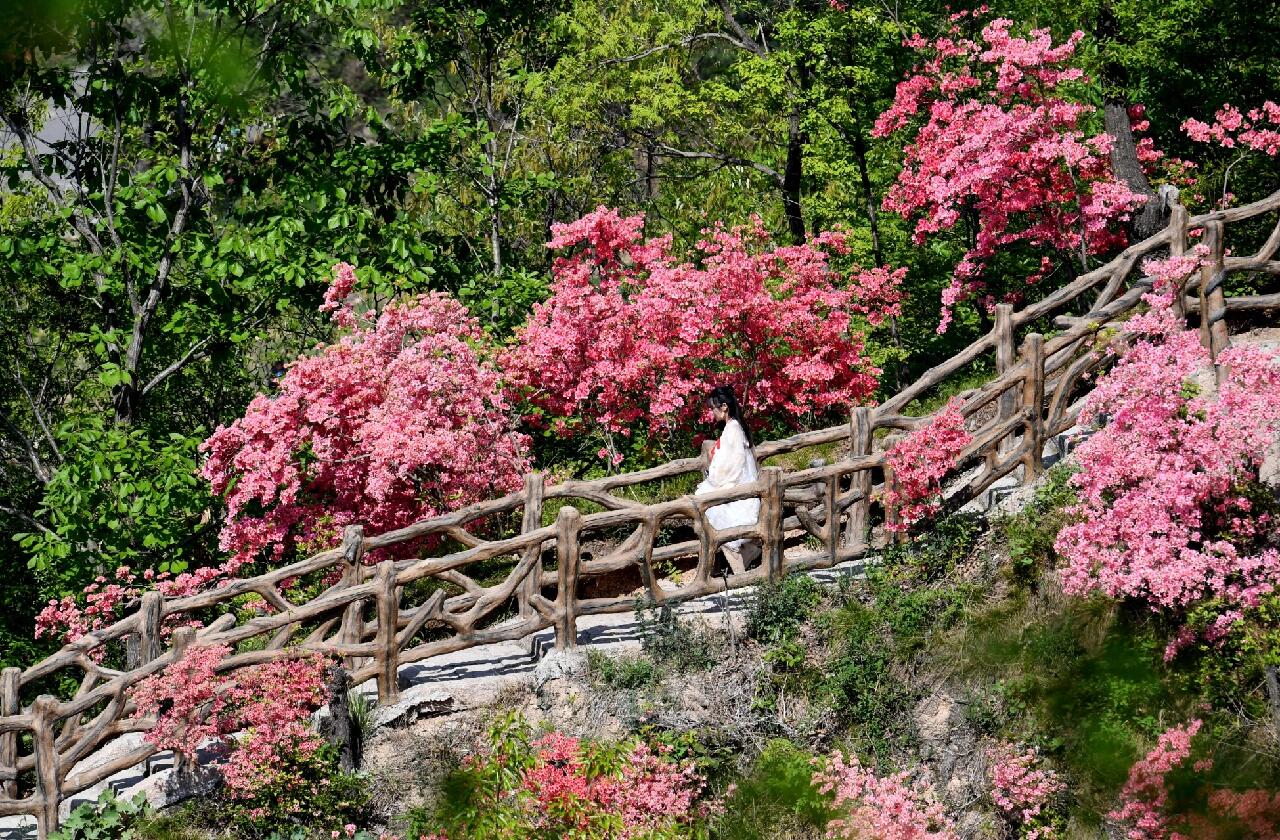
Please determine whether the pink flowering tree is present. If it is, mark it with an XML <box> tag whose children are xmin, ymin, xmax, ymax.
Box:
<box><xmin>201</xmin><ymin>264</ymin><xmax>531</xmax><ymax>568</ymax></box>
<box><xmin>873</xmin><ymin>10</ymin><xmax>1148</xmax><ymax>332</ymax></box>
<box><xmin>812</xmin><ymin>751</ymin><xmax>957</xmax><ymax>840</ymax></box>
<box><xmin>987</xmin><ymin>742</ymin><xmax>1065</xmax><ymax>840</ymax></box>
<box><xmin>503</xmin><ymin>208</ymin><xmax>901</xmax><ymax>465</ymax></box>
<box><xmin>881</xmin><ymin>397</ymin><xmax>972</xmax><ymax>532</ymax></box>
<box><xmin>1110</xmin><ymin>719</ymin><xmax>1280</xmax><ymax>840</ymax></box>
<box><xmin>1055</xmin><ymin>254</ymin><xmax>1280</xmax><ymax>659</ymax></box>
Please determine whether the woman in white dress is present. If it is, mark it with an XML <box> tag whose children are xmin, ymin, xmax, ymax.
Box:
<box><xmin>695</xmin><ymin>386</ymin><xmax>761</xmax><ymax>574</ymax></box>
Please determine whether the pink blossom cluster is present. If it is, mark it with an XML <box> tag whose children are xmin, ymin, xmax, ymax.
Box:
<box><xmin>882</xmin><ymin>397</ymin><xmax>971</xmax><ymax>531</ymax></box>
<box><xmin>1109</xmin><ymin>720</ymin><xmax>1203</xmax><ymax>840</ymax></box>
<box><xmin>812</xmin><ymin>751</ymin><xmax>957</xmax><ymax>840</ymax></box>
<box><xmin>460</xmin><ymin>729</ymin><xmax>710</xmax><ymax>837</ymax></box>
<box><xmin>132</xmin><ymin>645</ymin><xmax>331</xmax><ymax>802</ymax></box>
<box><xmin>1183</xmin><ymin>102</ymin><xmax>1280</xmax><ymax>156</ymax></box>
<box><xmin>1054</xmin><ymin>299</ymin><xmax>1280</xmax><ymax>652</ymax></box>
<box><xmin>874</xmin><ymin>13</ymin><xmax>1147</xmax><ymax>332</ymax></box>
<box><xmin>987</xmin><ymin>742</ymin><xmax>1064</xmax><ymax>839</ymax></box>
<box><xmin>503</xmin><ymin>208</ymin><xmax>899</xmax><ymax>446</ymax></box>
<box><xmin>201</xmin><ymin>267</ymin><xmax>531</xmax><ymax>567</ymax></box>
<box><xmin>1107</xmin><ymin>721</ymin><xmax>1280</xmax><ymax>839</ymax></box>
<box><xmin>35</xmin><ymin>563</ymin><xmax>223</xmax><ymax>650</ymax></box>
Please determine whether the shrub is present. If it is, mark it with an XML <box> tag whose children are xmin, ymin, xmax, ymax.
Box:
<box><xmin>987</xmin><ymin>742</ymin><xmax>1066</xmax><ymax>840</ymax></box>
<box><xmin>201</xmin><ymin>262</ymin><xmax>531</xmax><ymax>568</ymax></box>
<box><xmin>586</xmin><ymin>648</ymin><xmax>660</xmax><ymax>690</ymax></box>
<box><xmin>638</xmin><ymin>602</ymin><xmax>722</xmax><ymax>673</ymax></box>
<box><xmin>423</xmin><ymin>713</ymin><xmax>716</xmax><ymax>839</ymax></box>
<box><xmin>1054</xmin><ymin>303</ymin><xmax>1280</xmax><ymax>658</ymax></box>
<box><xmin>998</xmin><ymin>465</ymin><xmax>1076</xmax><ymax>585</ymax></box>
<box><xmin>881</xmin><ymin>398</ymin><xmax>971</xmax><ymax>530</ymax></box>
<box><xmin>503</xmin><ymin>207</ymin><xmax>900</xmax><ymax>462</ymax></box>
<box><xmin>813</xmin><ymin>751</ymin><xmax>957</xmax><ymax>839</ymax></box>
<box><xmin>713</xmin><ymin>739</ymin><xmax>834</xmax><ymax>840</ymax></box>
<box><xmin>745</xmin><ymin>575</ymin><xmax>822</xmax><ymax>645</ymax></box>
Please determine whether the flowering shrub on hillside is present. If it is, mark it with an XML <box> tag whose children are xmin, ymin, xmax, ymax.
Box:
<box><xmin>1053</xmin><ymin>266</ymin><xmax>1280</xmax><ymax>655</ymax></box>
<box><xmin>201</xmin><ymin>263</ymin><xmax>531</xmax><ymax>567</ymax></box>
<box><xmin>1110</xmin><ymin>719</ymin><xmax>1280</xmax><ymax>839</ymax></box>
<box><xmin>881</xmin><ymin>397</ymin><xmax>971</xmax><ymax>531</ymax></box>
<box><xmin>424</xmin><ymin>714</ymin><xmax>715</xmax><ymax>839</ymax></box>
<box><xmin>812</xmin><ymin>751</ymin><xmax>957</xmax><ymax>840</ymax></box>
<box><xmin>132</xmin><ymin>646</ymin><xmax>366</xmax><ymax>829</ymax></box>
<box><xmin>874</xmin><ymin>10</ymin><xmax>1147</xmax><ymax>332</ymax></box>
<box><xmin>503</xmin><ymin>208</ymin><xmax>900</xmax><ymax>459</ymax></box>
<box><xmin>987</xmin><ymin>743</ymin><xmax>1065</xmax><ymax>840</ymax></box>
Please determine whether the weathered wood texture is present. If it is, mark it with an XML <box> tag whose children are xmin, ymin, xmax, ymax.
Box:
<box><xmin>4</xmin><ymin>190</ymin><xmax>1280</xmax><ymax>838</ymax></box>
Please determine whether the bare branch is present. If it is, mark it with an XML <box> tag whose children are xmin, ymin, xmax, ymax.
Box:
<box><xmin>0</xmin><ymin>409</ymin><xmax>53</xmax><ymax>484</ymax></box>
<box><xmin>716</xmin><ymin>1</ymin><xmax>767</xmax><ymax>57</ymax></box>
<box><xmin>140</xmin><ymin>334</ymin><xmax>217</xmax><ymax>397</ymax></box>
<box><xmin>654</xmin><ymin>143</ymin><xmax>783</xmax><ymax>186</ymax></box>
<box><xmin>0</xmin><ymin>504</ymin><xmax>55</xmax><ymax>537</ymax></box>
<box><xmin>597</xmin><ymin>31</ymin><xmax>756</xmax><ymax>67</ymax></box>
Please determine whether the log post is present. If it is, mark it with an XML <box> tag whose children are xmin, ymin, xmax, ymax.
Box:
<box><xmin>374</xmin><ymin>559</ymin><xmax>400</xmax><ymax>704</ymax></box>
<box><xmin>32</xmin><ymin>695</ymin><xmax>60</xmax><ymax>840</ymax></box>
<box><xmin>823</xmin><ymin>474</ymin><xmax>839</xmax><ymax>567</ymax></box>
<box><xmin>883</xmin><ymin>463</ymin><xmax>902</xmax><ymax>543</ymax></box>
<box><xmin>1198</xmin><ymin>219</ymin><xmax>1230</xmax><ymax>377</ymax></box>
<box><xmin>135</xmin><ymin>591</ymin><xmax>164</xmax><ymax>668</ymax></box>
<box><xmin>554</xmin><ymin>506</ymin><xmax>582</xmax><ymax>650</ymax></box>
<box><xmin>323</xmin><ymin>666</ymin><xmax>360</xmax><ymax>772</ymax></box>
<box><xmin>1168</xmin><ymin>202</ymin><xmax>1189</xmax><ymax>320</ymax></box>
<box><xmin>845</xmin><ymin>406</ymin><xmax>873</xmax><ymax>550</ymax></box>
<box><xmin>1021</xmin><ymin>333</ymin><xmax>1045</xmax><ymax>485</ymax></box>
<box><xmin>1</xmin><ymin>667</ymin><xmax>18</xmax><ymax>799</ymax></box>
<box><xmin>518</xmin><ymin>472</ymin><xmax>545</xmax><ymax>618</ymax></box>
<box><xmin>338</xmin><ymin>525</ymin><xmax>365</xmax><ymax>673</ymax></box>
<box><xmin>994</xmin><ymin>303</ymin><xmax>1017</xmax><ymax>461</ymax></box>
<box><xmin>759</xmin><ymin>467</ymin><xmax>785</xmax><ymax>583</ymax></box>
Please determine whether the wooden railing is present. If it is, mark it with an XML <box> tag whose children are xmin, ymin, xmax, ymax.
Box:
<box><xmin>3</xmin><ymin>190</ymin><xmax>1279</xmax><ymax>837</ymax></box>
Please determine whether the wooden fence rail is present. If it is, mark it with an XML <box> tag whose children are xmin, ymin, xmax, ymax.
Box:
<box><xmin>4</xmin><ymin>190</ymin><xmax>1280</xmax><ymax>837</ymax></box>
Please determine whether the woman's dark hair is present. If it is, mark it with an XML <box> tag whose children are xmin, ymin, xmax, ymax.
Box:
<box><xmin>707</xmin><ymin>385</ymin><xmax>751</xmax><ymax>444</ymax></box>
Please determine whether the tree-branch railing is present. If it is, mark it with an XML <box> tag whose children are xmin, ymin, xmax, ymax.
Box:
<box><xmin>4</xmin><ymin>189</ymin><xmax>1280</xmax><ymax>837</ymax></box>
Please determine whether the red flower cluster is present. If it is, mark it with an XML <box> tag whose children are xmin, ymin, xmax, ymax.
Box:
<box><xmin>882</xmin><ymin>397</ymin><xmax>971</xmax><ymax>531</ymax></box>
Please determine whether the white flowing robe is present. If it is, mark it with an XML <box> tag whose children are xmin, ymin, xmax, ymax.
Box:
<box><xmin>694</xmin><ymin>418</ymin><xmax>760</xmax><ymax>549</ymax></box>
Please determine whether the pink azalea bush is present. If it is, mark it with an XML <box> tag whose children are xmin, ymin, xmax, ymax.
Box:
<box><xmin>503</xmin><ymin>208</ymin><xmax>899</xmax><ymax>457</ymax></box>
<box><xmin>873</xmin><ymin>10</ymin><xmax>1146</xmax><ymax>332</ymax></box>
<box><xmin>424</xmin><ymin>715</ymin><xmax>716</xmax><ymax>839</ymax></box>
<box><xmin>987</xmin><ymin>743</ymin><xmax>1065</xmax><ymax>840</ymax></box>
<box><xmin>201</xmin><ymin>263</ymin><xmax>531</xmax><ymax>567</ymax></box>
<box><xmin>881</xmin><ymin>397</ymin><xmax>972</xmax><ymax>531</ymax></box>
<box><xmin>812</xmin><ymin>751</ymin><xmax>957</xmax><ymax>840</ymax></box>
<box><xmin>1110</xmin><ymin>719</ymin><xmax>1280</xmax><ymax>839</ymax></box>
<box><xmin>1054</xmin><ymin>257</ymin><xmax>1280</xmax><ymax>656</ymax></box>
<box><xmin>131</xmin><ymin>645</ymin><xmax>363</xmax><ymax>827</ymax></box>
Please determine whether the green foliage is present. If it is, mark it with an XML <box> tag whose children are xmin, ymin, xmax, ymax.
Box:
<box><xmin>19</xmin><ymin>419</ymin><xmax>207</xmax><ymax>592</ymax></box>
<box><xmin>997</xmin><ymin>464</ymin><xmax>1077</xmax><ymax>585</ymax></box>
<box><xmin>744</xmin><ymin>575</ymin><xmax>821</xmax><ymax>645</ymax></box>
<box><xmin>819</xmin><ymin>513</ymin><xmax>982</xmax><ymax>760</ymax></box>
<box><xmin>638</xmin><ymin>602</ymin><xmax>723</xmax><ymax>674</ymax></box>
<box><xmin>586</xmin><ymin>648</ymin><xmax>661</xmax><ymax>690</ymax></box>
<box><xmin>712</xmin><ymin>739</ymin><xmax>834</xmax><ymax>840</ymax></box>
<box><xmin>50</xmin><ymin>791</ymin><xmax>148</xmax><ymax>840</ymax></box>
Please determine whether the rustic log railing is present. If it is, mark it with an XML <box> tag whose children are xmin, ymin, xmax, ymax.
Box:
<box><xmin>4</xmin><ymin>190</ymin><xmax>1280</xmax><ymax>837</ymax></box>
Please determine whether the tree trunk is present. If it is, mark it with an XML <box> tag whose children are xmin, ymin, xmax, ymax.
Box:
<box><xmin>851</xmin><ymin>120</ymin><xmax>884</xmax><ymax>268</ymax></box>
<box><xmin>1103</xmin><ymin>100</ymin><xmax>1164</xmax><ymax>239</ymax></box>
<box><xmin>783</xmin><ymin>110</ymin><xmax>805</xmax><ymax>245</ymax></box>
